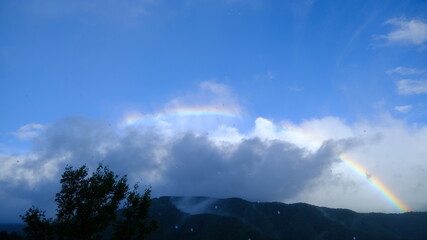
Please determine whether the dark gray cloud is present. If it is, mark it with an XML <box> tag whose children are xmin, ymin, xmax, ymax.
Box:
<box><xmin>158</xmin><ymin>135</ymin><xmax>340</xmax><ymax>201</ymax></box>
<box><xmin>0</xmin><ymin>116</ymin><xmax>344</xmax><ymax>222</ymax></box>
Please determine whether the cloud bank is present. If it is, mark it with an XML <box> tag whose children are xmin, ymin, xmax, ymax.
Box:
<box><xmin>1</xmin><ymin>82</ymin><xmax>427</xmax><ymax>222</ymax></box>
<box><xmin>0</xmin><ymin>114</ymin><xmax>347</xmax><ymax>222</ymax></box>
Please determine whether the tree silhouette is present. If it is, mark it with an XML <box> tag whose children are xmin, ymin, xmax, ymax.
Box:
<box><xmin>0</xmin><ymin>230</ymin><xmax>24</xmax><ymax>240</ymax></box>
<box><xmin>21</xmin><ymin>164</ymin><xmax>156</xmax><ymax>240</ymax></box>
<box><xmin>20</xmin><ymin>207</ymin><xmax>53</xmax><ymax>240</ymax></box>
<box><xmin>112</xmin><ymin>185</ymin><xmax>157</xmax><ymax>240</ymax></box>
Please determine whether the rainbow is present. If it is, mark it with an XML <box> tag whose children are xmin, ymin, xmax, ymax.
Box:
<box><xmin>123</xmin><ymin>107</ymin><xmax>241</xmax><ymax>126</ymax></box>
<box><xmin>281</xmin><ymin>122</ymin><xmax>410</xmax><ymax>212</ymax></box>
<box><xmin>339</xmin><ymin>154</ymin><xmax>410</xmax><ymax>212</ymax></box>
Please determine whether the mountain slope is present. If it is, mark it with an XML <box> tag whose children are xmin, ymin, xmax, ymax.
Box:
<box><xmin>148</xmin><ymin>196</ymin><xmax>427</xmax><ymax>240</ymax></box>
<box><xmin>1</xmin><ymin>196</ymin><xmax>426</xmax><ymax>240</ymax></box>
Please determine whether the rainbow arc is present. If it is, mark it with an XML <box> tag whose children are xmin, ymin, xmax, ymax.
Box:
<box><xmin>282</xmin><ymin>122</ymin><xmax>410</xmax><ymax>212</ymax></box>
<box><xmin>339</xmin><ymin>153</ymin><xmax>410</xmax><ymax>212</ymax></box>
<box><xmin>123</xmin><ymin>107</ymin><xmax>241</xmax><ymax>126</ymax></box>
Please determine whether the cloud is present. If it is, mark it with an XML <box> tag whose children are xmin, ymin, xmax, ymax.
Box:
<box><xmin>12</xmin><ymin>123</ymin><xmax>45</xmax><ymax>140</ymax></box>
<box><xmin>165</xmin><ymin>81</ymin><xmax>242</xmax><ymax>114</ymax></box>
<box><xmin>1</xmin><ymin>83</ymin><xmax>427</xmax><ymax>222</ymax></box>
<box><xmin>172</xmin><ymin>197</ymin><xmax>218</xmax><ymax>215</ymax></box>
<box><xmin>2</xmin><ymin>114</ymin><xmax>427</xmax><ymax>222</ymax></box>
<box><xmin>386</xmin><ymin>67</ymin><xmax>426</xmax><ymax>76</ymax></box>
<box><xmin>389</xmin><ymin>67</ymin><xmax>427</xmax><ymax>96</ymax></box>
<box><xmin>394</xmin><ymin>105</ymin><xmax>413</xmax><ymax>113</ymax></box>
<box><xmin>380</xmin><ymin>18</ymin><xmax>427</xmax><ymax>46</ymax></box>
<box><xmin>396</xmin><ymin>79</ymin><xmax>427</xmax><ymax>95</ymax></box>
<box><xmin>0</xmin><ymin>116</ymin><xmax>345</xmax><ymax>222</ymax></box>
<box><xmin>288</xmin><ymin>116</ymin><xmax>427</xmax><ymax>213</ymax></box>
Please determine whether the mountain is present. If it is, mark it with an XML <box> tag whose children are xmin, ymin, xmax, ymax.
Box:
<box><xmin>148</xmin><ymin>196</ymin><xmax>427</xmax><ymax>240</ymax></box>
<box><xmin>1</xmin><ymin>196</ymin><xmax>426</xmax><ymax>240</ymax></box>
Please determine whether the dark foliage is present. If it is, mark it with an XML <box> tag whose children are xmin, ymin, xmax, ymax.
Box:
<box><xmin>20</xmin><ymin>207</ymin><xmax>53</xmax><ymax>240</ymax></box>
<box><xmin>113</xmin><ymin>186</ymin><xmax>157</xmax><ymax>240</ymax></box>
<box><xmin>20</xmin><ymin>164</ymin><xmax>156</xmax><ymax>240</ymax></box>
<box><xmin>8</xmin><ymin>195</ymin><xmax>427</xmax><ymax>239</ymax></box>
<box><xmin>0</xmin><ymin>230</ymin><xmax>23</xmax><ymax>240</ymax></box>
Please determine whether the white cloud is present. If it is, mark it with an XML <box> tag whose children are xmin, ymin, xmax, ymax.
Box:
<box><xmin>396</xmin><ymin>79</ymin><xmax>427</xmax><ymax>95</ymax></box>
<box><xmin>381</xmin><ymin>18</ymin><xmax>427</xmax><ymax>45</ymax></box>
<box><xmin>166</xmin><ymin>81</ymin><xmax>242</xmax><ymax>113</ymax></box>
<box><xmin>386</xmin><ymin>66</ymin><xmax>426</xmax><ymax>76</ymax></box>
<box><xmin>13</xmin><ymin>123</ymin><xmax>45</xmax><ymax>140</ymax></box>
<box><xmin>394</xmin><ymin>105</ymin><xmax>413</xmax><ymax>113</ymax></box>
<box><xmin>0</xmin><ymin>153</ymin><xmax>65</xmax><ymax>187</ymax></box>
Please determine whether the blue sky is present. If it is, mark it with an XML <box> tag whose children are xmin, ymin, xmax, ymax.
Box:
<box><xmin>1</xmin><ymin>0</ymin><xmax>426</xmax><ymax>129</ymax></box>
<box><xmin>1</xmin><ymin>0</ymin><xmax>427</xmax><ymax>222</ymax></box>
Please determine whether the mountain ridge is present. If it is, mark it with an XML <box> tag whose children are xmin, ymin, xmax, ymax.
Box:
<box><xmin>148</xmin><ymin>196</ymin><xmax>427</xmax><ymax>240</ymax></box>
<box><xmin>1</xmin><ymin>196</ymin><xmax>426</xmax><ymax>240</ymax></box>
